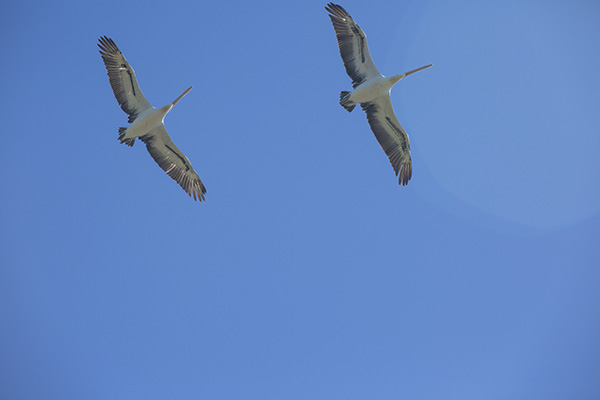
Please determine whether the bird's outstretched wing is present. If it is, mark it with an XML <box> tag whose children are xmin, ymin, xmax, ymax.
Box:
<box><xmin>361</xmin><ymin>96</ymin><xmax>412</xmax><ymax>185</ymax></box>
<box><xmin>98</xmin><ymin>36</ymin><xmax>153</xmax><ymax>123</ymax></box>
<box><xmin>325</xmin><ymin>3</ymin><xmax>382</xmax><ymax>88</ymax></box>
<box><xmin>140</xmin><ymin>126</ymin><xmax>206</xmax><ymax>201</ymax></box>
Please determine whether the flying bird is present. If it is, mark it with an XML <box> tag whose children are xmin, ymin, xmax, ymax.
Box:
<box><xmin>98</xmin><ymin>36</ymin><xmax>206</xmax><ymax>201</ymax></box>
<box><xmin>325</xmin><ymin>3</ymin><xmax>432</xmax><ymax>186</ymax></box>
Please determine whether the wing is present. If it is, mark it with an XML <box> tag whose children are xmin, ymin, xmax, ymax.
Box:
<box><xmin>325</xmin><ymin>3</ymin><xmax>382</xmax><ymax>88</ymax></box>
<box><xmin>98</xmin><ymin>36</ymin><xmax>152</xmax><ymax>123</ymax></box>
<box><xmin>140</xmin><ymin>126</ymin><xmax>207</xmax><ymax>201</ymax></box>
<box><xmin>361</xmin><ymin>96</ymin><xmax>413</xmax><ymax>185</ymax></box>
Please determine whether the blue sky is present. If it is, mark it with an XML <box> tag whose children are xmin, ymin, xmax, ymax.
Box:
<box><xmin>2</xmin><ymin>0</ymin><xmax>599</xmax><ymax>399</ymax></box>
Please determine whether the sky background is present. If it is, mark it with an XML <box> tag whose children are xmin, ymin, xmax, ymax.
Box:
<box><xmin>1</xmin><ymin>0</ymin><xmax>599</xmax><ymax>399</ymax></box>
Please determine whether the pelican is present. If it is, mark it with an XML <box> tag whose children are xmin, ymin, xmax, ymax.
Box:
<box><xmin>325</xmin><ymin>3</ymin><xmax>432</xmax><ymax>186</ymax></box>
<box><xmin>98</xmin><ymin>36</ymin><xmax>206</xmax><ymax>201</ymax></box>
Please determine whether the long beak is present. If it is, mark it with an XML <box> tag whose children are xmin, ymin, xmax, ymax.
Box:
<box><xmin>172</xmin><ymin>86</ymin><xmax>193</xmax><ymax>106</ymax></box>
<box><xmin>403</xmin><ymin>64</ymin><xmax>433</xmax><ymax>77</ymax></box>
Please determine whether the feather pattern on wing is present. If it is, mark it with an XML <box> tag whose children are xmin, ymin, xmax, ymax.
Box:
<box><xmin>140</xmin><ymin>126</ymin><xmax>206</xmax><ymax>201</ymax></box>
<box><xmin>98</xmin><ymin>36</ymin><xmax>152</xmax><ymax>123</ymax></box>
<box><xmin>361</xmin><ymin>96</ymin><xmax>413</xmax><ymax>185</ymax></box>
<box><xmin>325</xmin><ymin>3</ymin><xmax>382</xmax><ymax>88</ymax></box>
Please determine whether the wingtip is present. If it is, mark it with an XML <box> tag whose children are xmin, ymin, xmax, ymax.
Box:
<box><xmin>97</xmin><ymin>36</ymin><xmax>119</xmax><ymax>55</ymax></box>
<box><xmin>325</xmin><ymin>3</ymin><xmax>347</xmax><ymax>18</ymax></box>
<box><xmin>398</xmin><ymin>163</ymin><xmax>413</xmax><ymax>186</ymax></box>
<box><xmin>192</xmin><ymin>184</ymin><xmax>207</xmax><ymax>202</ymax></box>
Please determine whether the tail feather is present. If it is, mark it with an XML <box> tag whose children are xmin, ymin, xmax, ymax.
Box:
<box><xmin>118</xmin><ymin>127</ymin><xmax>135</xmax><ymax>147</ymax></box>
<box><xmin>339</xmin><ymin>91</ymin><xmax>356</xmax><ymax>112</ymax></box>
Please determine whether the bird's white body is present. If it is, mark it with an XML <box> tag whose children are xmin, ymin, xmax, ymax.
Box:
<box><xmin>121</xmin><ymin>105</ymin><xmax>171</xmax><ymax>141</ymax></box>
<box><xmin>347</xmin><ymin>75</ymin><xmax>402</xmax><ymax>103</ymax></box>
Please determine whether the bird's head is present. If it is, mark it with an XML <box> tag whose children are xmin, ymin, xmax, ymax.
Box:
<box><xmin>393</xmin><ymin>64</ymin><xmax>433</xmax><ymax>83</ymax></box>
<box><xmin>171</xmin><ymin>86</ymin><xmax>193</xmax><ymax>107</ymax></box>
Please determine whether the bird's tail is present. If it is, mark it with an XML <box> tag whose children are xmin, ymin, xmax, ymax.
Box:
<box><xmin>339</xmin><ymin>91</ymin><xmax>356</xmax><ymax>112</ymax></box>
<box><xmin>118</xmin><ymin>127</ymin><xmax>135</xmax><ymax>147</ymax></box>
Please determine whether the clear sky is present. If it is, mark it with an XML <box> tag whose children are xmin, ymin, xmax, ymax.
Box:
<box><xmin>2</xmin><ymin>0</ymin><xmax>599</xmax><ymax>399</ymax></box>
